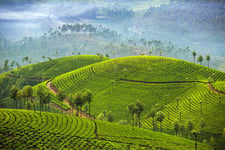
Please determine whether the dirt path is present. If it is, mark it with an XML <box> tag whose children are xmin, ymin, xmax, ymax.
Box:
<box><xmin>122</xmin><ymin>79</ymin><xmax>225</xmax><ymax>95</ymax></box>
<box><xmin>6</xmin><ymin>74</ymin><xmax>50</xmax><ymax>81</ymax></box>
<box><xmin>120</xmin><ymin>79</ymin><xmax>207</xmax><ymax>84</ymax></box>
<box><xmin>208</xmin><ymin>83</ymin><xmax>225</xmax><ymax>95</ymax></box>
<box><xmin>46</xmin><ymin>81</ymin><xmax>95</xmax><ymax>119</ymax></box>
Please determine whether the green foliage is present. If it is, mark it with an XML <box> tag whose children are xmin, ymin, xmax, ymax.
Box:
<box><xmin>107</xmin><ymin>111</ymin><xmax>114</xmax><ymax>122</ymax></box>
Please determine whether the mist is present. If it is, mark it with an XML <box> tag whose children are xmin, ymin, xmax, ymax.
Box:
<box><xmin>0</xmin><ymin>0</ymin><xmax>225</xmax><ymax>71</ymax></box>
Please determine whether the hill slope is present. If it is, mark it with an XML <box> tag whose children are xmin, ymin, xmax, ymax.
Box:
<box><xmin>0</xmin><ymin>109</ymin><xmax>213</xmax><ymax>150</ymax></box>
<box><xmin>48</xmin><ymin>56</ymin><xmax>225</xmax><ymax>135</ymax></box>
<box><xmin>0</xmin><ymin>55</ymin><xmax>109</xmax><ymax>108</ymax></box>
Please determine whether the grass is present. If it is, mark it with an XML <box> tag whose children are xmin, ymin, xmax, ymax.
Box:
<box><xmin>0</xmin><ymin>109</ymin><xmax>213</xmax><ymax>150</ymax></box>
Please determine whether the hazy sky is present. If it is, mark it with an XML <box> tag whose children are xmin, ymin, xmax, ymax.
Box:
<box><xmin>0</xmin><ymin>0</ymin><xmax>168</xmax><ymax>39</ymax></box>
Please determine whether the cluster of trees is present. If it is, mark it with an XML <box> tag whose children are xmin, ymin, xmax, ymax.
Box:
<box><xmin>128</xmin><ymin>101</ymin><xmax>144</xmax><ymax>129</ymax></box>
<box><xmin>10</xmin><ymin>85</ymin><xmax>51</xmax><ymax>114</ymax></box>
<box><xmin>192</xmin><ymin>51</ymin><xmax>211</xmax><ymax>67</ymax></box>
<box><xmin>59</xmin><ymin>89</ymin><xmax>94</xmax><ymax>118</ymax></box>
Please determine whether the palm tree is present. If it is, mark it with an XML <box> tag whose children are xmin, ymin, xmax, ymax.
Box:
<box><xmin>82</xmin><ymin>89</ymin><xmax>93</xmax><ymax>118</ymax></box>
<box><xmin>128</xmin><ymin>103</ymin><xmax>137</xmax><ymax>130</ymax></box>
<box><xmin>57</xmin><ymin>90</ymin><xmax>65</xmax><ymax>114</ymax></box>
<box><xmin>10</xmin><ymin>85</ymin><xmax>19</xmax><ymax>109</ymax></box>
<box><xmin>156</xmin><ymin>111</ymin><xmax>165</xmax><ymax>132</ymax></box>
<box><xmin>197</xmin><ymin>55</ymin><xmax>203</xmax><ymax>65</ymax></box>
<box><xmin>206</xmin><ymin>54</ymin><xmax>210</xmax><ymax>68</ymax></box>
<box><xmin>192</xmin><ymin>51</ymin><xmax>197</xmax><ymax>64</ymax></box>
<box><xmin>136</xmin><ymin>101</ymin><xmax>144</xmax><ymax>128</ymax></box>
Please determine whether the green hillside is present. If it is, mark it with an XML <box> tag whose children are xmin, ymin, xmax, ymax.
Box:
<box><xmin>0</xmin><ymin>109</ymin><xmax>213</xmax><ymax>150</ymax></box>
<box><xmin>48</xmin><ymin>56</ymin><xmax>225</xmax><ymax>135</ymax></box>
<box><xmin>0</xmin><ymin>55</ymin><xmax>109</xmax><ymax>108</ymax></box>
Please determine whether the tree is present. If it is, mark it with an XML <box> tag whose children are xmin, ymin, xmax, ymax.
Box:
<box><xmin>82</xmin><ymin>89</ymin><xmax>93</xmax><ymax>118</ymax></box>
<box><xmin>192</xmin><ymin>51</ymin><xmax>197</xmax><ymax>64</ymax></box>
<box><xmin>206</xmin><ymin>54</ymin><xmax>210</xmax><ymax>68</ymax></box>
<box><xmin>148</xmin><ymin>108</ymin><xmax>157</xmax><ymax>131</ymax></box>
<box><xmin>160</xmin><ymin>51</ymin><xmax>162</xmax><ymax>57</ymax></box>
<box><xmin>107</xmin><ymin>111</ymin><xmax>114</xmax><ymax>122</ymax></box>
<box><xmin>16</xmin><ymin>89</ymin><xmax>23</xmax><ymax>109</ymax></box>
<box><xmin>149</xmin><ymin>50</ymin><xmax>152</xmax><ymax>56</ymax></box>
<box><xmin>74</xmin><ymin>92</ymin><xmax>83</xmax><ymax>117</ymax></box>
<box><xmin>192</xmin><ymin>130</ymin><xmax>199</xmax><ymax>150</ymax></box>
<box><xmin>128</xmin><ymin>103</ymin><xmax>137</xmax><ymax>130</ymax></box>
<box><xmin>23</xmin><ymin>85</ymin><xmax>33</xmax><ymax>109</ymax></box>
<box><xmin>200</xmin><ymin>119</ymin><xmax>206</xmax><ymax>133</ymax></box>
<box><xmin>136</xmin><ymin>101</ymin><xmax>144</xmax><ymax>128</ymax></box>
<box><xmin>173</xmin><ymin>119</ymin><xmax>179</xmax><ymax>136</ymax></box>
<box><xmin>197</xmin><ymin>55</ymin><xmax>203</xmax><ymax>65</ymax></box>
<box><xmin>3</xmin><ymin>59</ymin><xmax>9</xmax><ymax>72</ymax></box>
<box><xmin>36</xmin><ymin>86</ymin><xmax>46</xmax><ymax>115</ymax></box>
<box><xmin>123</xmin><ymin>68</ymin><xmax>128</xmax><ymax>79</ymax></box>
<box><xmin>185</xmin><ymin>120</ymin><xmax>194</xmax><ymax>138</ymax></box>
<box><xmin>57</xmin><ymin>90</ymin><xmax>65</xmax><ymax>114</ymax></box>
<box><xmin>22</xmin><ymin>56</ymin><xmax>29</xmax><ymax>65</ymax></box>
<box><xmin>10</xmin><ymin>85</ymin><xmax>19</xmax><ymax>109</ymax></box>
<box><xmin>43</xmin><ymin>93</ymin><xmax>51</xmax><ymax>112</ymax></box>
<box><xmin>156</xmin><ymin>111</ymin><xmax>165</xmax><ymax>132</ymax></box>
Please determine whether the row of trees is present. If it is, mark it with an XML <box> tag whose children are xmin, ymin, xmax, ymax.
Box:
<box><xmin>57</xmin><ymin>89</ymin><xmax>94</xmax><ymax>118</ymax></box>
<box><xmin>10</xmin><ymin>85</ymin><xmax>51</xmax><ymax>115</ymax></box>
<box><xmin>192</xmin><ymin>51</ymin><xmax>211</xmax><ymax>67</ymax></box>
<box><xmin>128</xmin><ymin>101</ymin><xmax>144</xmax><ymax>130</ymax></box>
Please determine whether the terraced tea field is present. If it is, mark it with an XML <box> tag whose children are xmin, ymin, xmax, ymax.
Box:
<box><xmin>0</xmin><ymin>55</ymin><xmax>108</xmax><ymax>108</ymax></box>
<box><xmin>0</xmin><ymin>109</ymin><xmax>213</xmax><ymax>150</ymax></box>
<box><xmin>47</xmin><ymin>56</ymin><xmax>225</xmax><ymax>133</ymax></box>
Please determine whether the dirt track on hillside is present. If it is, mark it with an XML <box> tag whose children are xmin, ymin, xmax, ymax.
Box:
<box><xmin>46</xmin><ymin>81</ymin><xmax>95</xmax><ymax>119</ymax></box>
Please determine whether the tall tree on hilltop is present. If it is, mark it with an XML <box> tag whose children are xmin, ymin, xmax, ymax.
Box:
<box><xmin>136</xmin><ymin>101</ymin><xmax>144</xmax><ymax>128</ymax></box>
<box><xmin>197</xmin><ymin>55</ymin><xmax>203</xmax><ymax>65</ymax></box>
<box><xmin>82</xmin><ymin>89</ymin><xmax>93</xmax><ymax>118</ymax></box>
<box><xmin>57</xmin><ymin>90</ymin><xmax>65</xmax><ymax>114</ymax></box>
<box><xmin>206</xmin><ymin>54</ymin><xmax>211</xmax><ymax>68</ymax></box>
<box><xmin>123</xmin><ymin>68</ymin><xmax>128</xmax><ymax>79</ymax></box>
<box><xmin>10</xmin><ymin>85</ymin><xmax>19</xmax><ymax>109</ymax></box>
<box><xmin>128</xmin><ymin>103</ymin><xmax>137</xmax><ymax>130</ymax></box>
<box><xmin>192</xmin><ymin>51</ymin><xmax>197</xmax><ymax>64</ymax></box>
<box><xmin>3</xmin><ymin>59</ymin><xmax>9</xmax><ymax>72</ymax></box>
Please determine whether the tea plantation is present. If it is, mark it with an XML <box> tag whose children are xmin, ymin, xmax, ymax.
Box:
<box><xmin>0</xmin><ymin>109</ymin><xmax>213</xmax><ymax>150</ymax></box>
<box><xmin>0</xmin><ymin>55</ymin><xmax>108</xmax><ymax>108</ymax></box>
<box><xmin>49</xmin><ymin>56</ymin><xmax>225</xmax><ymax>135</ymax></box>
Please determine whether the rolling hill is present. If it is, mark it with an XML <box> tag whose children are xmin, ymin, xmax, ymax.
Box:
<box><xmin>0</xmin><ymin>109</ymin><xmax>213</xmax><ymax>150</ymax></box>
<box><xmin>0</xmin><ymin>55</ymin><xmax>109</xmax><ymax>108</ymax></box>
<box><xmin>44</xmin><ymin>56</ymin><xmax>225</xmax><ymax>136</ymax></box>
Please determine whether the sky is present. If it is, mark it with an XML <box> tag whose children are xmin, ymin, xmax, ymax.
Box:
<box><xmin>0</xmin><ymin>0</ymin><xmax>168</xmax><ymax>39</ymax></box>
